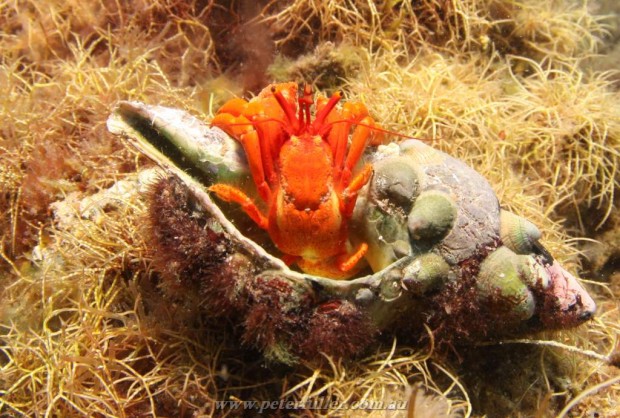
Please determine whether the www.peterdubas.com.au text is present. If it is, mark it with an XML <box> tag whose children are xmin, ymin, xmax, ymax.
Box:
<box><xmin>214</xmin><ymin>398</ymin><xmax>407</xmax><ymax>413</ymax></box>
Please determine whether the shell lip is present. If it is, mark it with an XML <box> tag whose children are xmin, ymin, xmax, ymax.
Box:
<box><xmin>302</xmin><ymin>256</ymin><xmax>412</xmax><ymax>293</ymax></box>
<box><xmin>109</xmin><ymin>102</ymin><xmax>212</xmax><ymax>184</ymax></box>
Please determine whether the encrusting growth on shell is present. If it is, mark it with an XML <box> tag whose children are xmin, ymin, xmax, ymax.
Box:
<box><xmin>500</xmin><ymin>209</ymin><xmax>542</xmax><ymax>255</ymax></box>
<box><xmin>407</xmin><ymin>191</ymin><xmax>456</xmax><ymax>244</ymax></box>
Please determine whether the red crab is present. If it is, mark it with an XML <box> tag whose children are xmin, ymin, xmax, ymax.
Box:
<box><xmin>209</xmin><ymin>82</ymin><xmax>382</xmax><ymax>279</ymax></box>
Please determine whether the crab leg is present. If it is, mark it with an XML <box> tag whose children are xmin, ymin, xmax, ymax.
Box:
<box><xmin>341</xmin><ymin>163</ymin><xmax>373</xmax><ymax>217</ymax></box>
<box><xmin>297</xmin><ymin>241</ymin><xmax>369</xmax><ymax>278</ymax></box>
<box><xmin>340</xmin><ymin>116</ymin><xmax>374</xmax><ymax>188</ymax></box>
<box><xmin>212</xmin><ymin>113</ymin><xmax>271</xmax><ymax>202</ymax></box>
<box><xmin>208</xmin><ymin>184</ymin><xmax>268</xmax><ymax>230</ymax></box>
<box><xmin>337</xmin><ymin>243</ymin><xmax>369</xmax><ymax>272</ymax></box>
<box><xmin>328</xmin><ymin>102</ymin><xmax>371</xmax><ymax>185</ymax></box>
<box><xmin>253</xmin><ymin>117</ymin><xmax>279</xmax><ymax>186</ymax></box>
<box><xmin>330</xmin><ymin>111</ymin><xmax>351</xmax><ymax>184</ymax></box>
<box><xmin>216</xmin><ymin>97</ymin><xmax>250</xmax><ymax>116</ymax></box>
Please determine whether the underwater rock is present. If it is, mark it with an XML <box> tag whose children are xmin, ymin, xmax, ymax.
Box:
<box><xmin>108</xmin><ymin>95</ymin><xmax>596</xmax><ymax>364</ymax></box>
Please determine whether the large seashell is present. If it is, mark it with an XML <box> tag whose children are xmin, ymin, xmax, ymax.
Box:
<box><xmin>107</xmin><ymin>101</ymin><xmax>597</xmax><ymax>363</ymax></box>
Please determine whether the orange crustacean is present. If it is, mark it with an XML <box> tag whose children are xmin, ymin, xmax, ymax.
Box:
<box><xmin>208</xmin><ymin>82</ymin><xmax>382</xmax><ymax>279</ymax></box>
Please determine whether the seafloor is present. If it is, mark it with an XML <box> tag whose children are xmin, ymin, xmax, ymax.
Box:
<box><xmin>1</xmin><ymin>1</ymin><xmax>619</xmax><ymax>417</ymax></box>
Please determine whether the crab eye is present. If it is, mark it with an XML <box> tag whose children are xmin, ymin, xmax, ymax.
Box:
<box><xmin>532</xmin><ymin>240</ymin><xmax>554</xmax><ymax>265</ymax></box>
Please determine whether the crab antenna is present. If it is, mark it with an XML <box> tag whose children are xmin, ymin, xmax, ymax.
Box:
<box><xmin>298</xmin><ymin>84</ymin><xmax>313</xmax><ymax>129</ymax></box>
<box><xmin>312</xmin><ymin>90</ymin><xmax>342</xmax><ymax>131</ymax></box>
<box><xmin>271</xmin><ymin>86</ymin><xmax>300</xmax><ymax>134</ymax></box>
